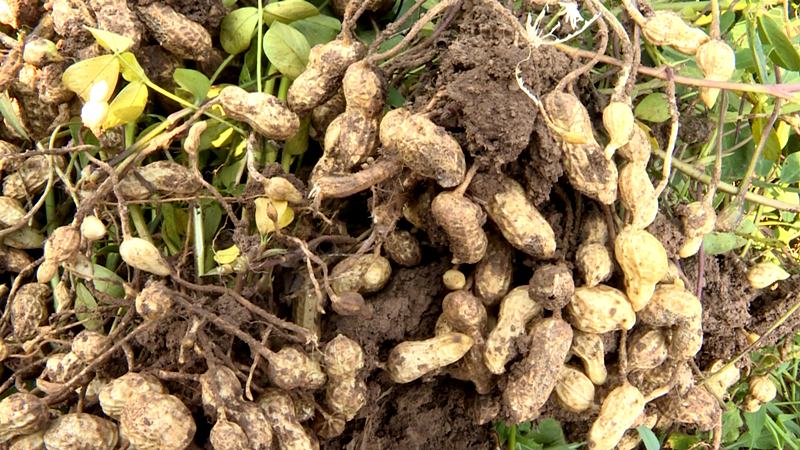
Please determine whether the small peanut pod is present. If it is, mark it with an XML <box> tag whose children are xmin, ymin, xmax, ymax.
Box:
<box><xmin>288</xmin><ymin>37</ymin><xmax>366</xmax><ymax>116</ymax></box>
<box><xmin>659</xmin><ymin>386</ymin><xmax>721</xmax><ymax>431</ymax></box>
<box><xmin>748</xmin><ymin>375</ymin><xmax>777</xmax><ymax>404</ymax></box>
<box><xmin>627</xmin><ymin>327</ymin><xmax>668</xmax><ymax>371</ymax></box>
<box><xmin>554</xmin><ymin>365</ymin><xmax>595</xmax><ymax>413</ymax></box>
<box><xmin>385</xmin><ymin>332</ymin><xmax>474</xmax><ymax>384</ymax></box>
<box><xmin>473</xmin><ymin>233</ymin><xmax>514</xmax><ymax>305</ymax></box>
<box><xmin>326</xmin><ymin>377</ymin><xmax>367</xmax><ymax>421</ymax></box>
<box><xmin>484</xmin><ymin>286</ymin><xmax>543</xmax><ymax>375</ymax></box>
<box><xmin>617</xmin><ymin>124</ymin><xmax>652</xmax><ymax>166</ymax></box>
<box><xmin>704</xmin><ymin>360</ymin><xmax>740</xmax><ymax>400</ymax></box>
<box><xmin>383</xmin><ymin>230</ymin><xmax>422</xmax><ymax>267</ymax></box>
<box><xmin>259</xmin><ymin>388</ymin><xmax>315</xmax><ymax>450</ymax></box>
<box><xmin>566</xmin><ymin>285</ymin><xmax>636</xmax><ymax>334</ymax></box>
<box><xmin>678</xmin><ymin>202</ymin><xmax>716</xmax><ymax>258</ymax></box>
<box><xmin>542</xmin><ymin>91</ymin><xmax>594</xmax><ymax>145</ymax></box>
<box><xmin>3</xmin><ymin>155</ymin><xmax>65</xmax><ymax>200</ymax></box>
<box><xmin>100</xmin><ymin>372</ymin><xmax>166</xmax><ymax>420</ymax></box>
<box><xmin>642</xmin><ymin>11</ymin><xmax>710</xmax><ymax>55</ymax></box>
<box><xmin>576</xmin><ymin>242</ymin><xmax>614</xmax><ymax>287</ymax></box>
<box><xmin>442</xmin><ymin>269</ymin><xmax>466</xmax><ymax>290</ymax></box>
<box><xmin>44</xmin><ymin>225</ymin><xmax>80</xmax><ymax>264</ymax></box>
<box><xmin>563</xmin><ymin>141</ymin><xmax>618</xmax><ymax>205</ymax></box>
<box><xmin>637</xmin><ymin>284</ymin><xmax>703</xmax><ymax>359</ymax></box>
<box><xmin>431</xmin><ymin>191</ymin><xmax>487</xmax><ymax>264</ymax></box>
<box><xmin>323</xmin><ymin>335</ymin><xmax>366</xmax><ymax>421</ymax></box>
<box><xmin>614</xmin><ymin>227</ymin><xmax>668</xmax><ymax>311</ymax></box>
<box><xmin>11</xmin><ymin>283</ymin><xmax>50</xmax><ymax>341</ymax></box>
<box><xmin>268</xmin><ymin>347</ymin><xmax>327</xmax><ymax>391</ymax></box>
<box><xmin>441</xmin><ymin>291</ymin><xmax>495</xmax><ymax>394</ymax></box>
<box><xmin>43</xmin><ymin>413</ymin><xmax>118</xmax><ymax>450</ymax></box>
<box><xmin>618</xmin><ymin>163</ymin><xmax>657</xmax><ymax>230</ymax></box>
<box><xmin>481</xmin><ymin>174</ymin><xmax>556</xmax><ymax>259</ymax></box>
<box><xmin>503</xmin><ymin>317</ymin><xmax>573</xmax><ymax>424</ymax></box>
<box><xmin>570</xmin><ymin>330</ymin><xmax>607</xmax><ymax>386</ymax></box>
<box><xmin>227</xmin><ymin>401</ymin><xmax>274</xmax><ymax>450</ymax></box>
<box><xmin>120</xmin><ymin>392</ymin><xmax>196</xmax><ymax>450</ymax></box>
<box><xmin>380</xmin><ymin>108</ymin><xmax>466</xmax><ymax>188</ymax></box>
<box><xmin>119</xmin><ymin>237</ymin><xmax>171</xmax><ymax>276</ymax></box>
<box><xmin>587</xmin><ymin>383</ymin><xmax>645</xmax><ymax>450</ymax></box>
<box><xmin>747</xmin><ymin>262</ymin><xmax>790</xmax><ymax>289</ymax></box>
<box><xmin>0</xmin><ymin>394</ymin><xmax>49</xmax><ymax>443</ymax></box>
<box><xmin>331</xmin><ymin>254</ymin><xmax>392</xmax><ymax>295</ymax></box>
<box><xmin>602</xmin><ymin>101</ymin><xmax>634</xmax><ymax>160</ymax></box>
<box><xmin>209</xmin><ymin>418</ymin><xmax>250</xmax><ymax>450</ymax></box>
<box><xmin>0</xmin><ymin>196</ymin><xmax>26</xmax><ymax>228</ymax></box>
<box><xmin>219</xmin><ymin>86</ymin><xmax>300</xmax><ymax>140</ymax></box>
<box><xmin>582</xmin><ymin>211</ymin><xmax>609</xmax><ymax>245</ymax></box>
<box><xmin>695</xmin><ymin>39</ymin><xmax>736</xmax><ymax>108</ymax></box>
<box><xmin>528</xmin><ymin>263</ymin><xmax>574</xmax><ymax>311</ymax></box>
<box><xmin>136</xmin><ymin>3</ymin><xmax>212</xmax><ymax>60</ymax></box>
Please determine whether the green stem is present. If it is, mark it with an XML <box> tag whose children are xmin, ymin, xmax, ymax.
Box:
<box><xmin>281</xmin><ymin>149</ymin><xmax>293</xmax><ymax>173</ymax></box>
<box><xmin>508</xmin><ymin>425</ymin><xmax>516</xmax><ymax>450</ymax></box>
<box><xmin>45</xmin><ymin>186</ymin><xmax>57</xmax><ymax>234</ymax></box>
<box><xmin>257</xmin><ymin>0</ymin><xmax>264</xmax><ymax>93</ymax></box>
<box><xmin>209</xmin><ymin>53</ymin><xmax>236</xmax><ymax>86</ymax></box>
<box><xmin>278</xmin><ymin>76</ymin><xmax>290</xmax><ymax>100</ymax></box>
<box><xmin>264</xmin><ymin>65</ymin><xmax>279</xmax><ymax>96</ymax></box>
<box><xmin>193</xmin><ymin>204</ymin><xmax>205</xmax><ymax>276</ymax></box>
<box><xmin>129</xmin><ymin>204</ymin><xmax>153</xmax><ymax>244</ymax></box>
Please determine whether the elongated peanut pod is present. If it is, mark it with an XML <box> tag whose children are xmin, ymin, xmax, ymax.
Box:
<box><xmin>642</xmin><ymin>11</ymin><xmax>709</xmax><ymax>55</ymax></box>
<box><xmin>484</xmin><ymin>287</ymin><xmax>542</xmax><ymax>375</ymax></box>
<box><xmin>696</xmin><ymin>39</ymin><xmax>736</xmax><ymax>108</ymax></box>
<box><xmin>602</xmin><ymin>102</ymin><xmax>634</xmax><ymax>160</ymax></box>
<box><xmin>615</xmin><ymin>227</ymin><xmax>668</xmax><ymax>311</ymax></box>
<box><xmin>431</xmin><ymin>191</ymin><xmax>488</xmax><ymax>264</ymax></box>
<box><xmin>385</xmin><ymin>333</ymin><xmax>474</xmax><ymax>384</ymax></box>
<box><xmin>588</xmin><ymin>383</ymin><xmax>645</xmax><ymax>450</ymax></box>
<box><xmin>618</xmin><ymin>163</ymin><xmax>657</xmax><ymax>230</ymax></box>
<box><xmin>570</xmin><ymin>330</ymin><xmax>607</xmax><ymax>385</ymax></box>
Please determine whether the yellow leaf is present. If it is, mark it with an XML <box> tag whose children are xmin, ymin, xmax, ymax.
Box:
<box><xmin>84</xmin><ymin>26</ymin><xmax>133</xmax><ymax>53</ymax></box>
<box><xmin>103</xmin><ymin>81</ymin><xmax>148</xmax><ymax>129</ymax></box>
<box><xmin>255</xmin><ymin>198</ymin><xmax>295</xmax><ymax>235</ymax></box>
<box><xmin>119</xmin><ymin>52</ymin><xmax>146</xmax><ymax>82</ymax></box>
<box><xmin>213</xmin><ymin>127</ymin><xmax>234</xmax><ymax>148</ymax></box>
<box><xmin>213</xmin><ymin>244</ymin><xmax>241</xmax><ymax>265</ymax></box>
<box><xmin>776</xmin><ymin>121</ymin><xmax>790</xmax><ymax>149</ymax></box>
<box><xmin>62</xmin><ymin>55</ymin><xmax>120</xmax><ymax>102</ymax></box>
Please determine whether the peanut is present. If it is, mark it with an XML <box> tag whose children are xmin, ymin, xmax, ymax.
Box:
<box><xmin>43</xmin><ymin>413</ymin><xmax>118</xmax><ymax>450</ymax></box>
<box><xmin>268</xmin><ymin>347</ymin><xmax>327</xmax><ymax>391</ymax></box>
<box><xmin>563</xmin><ymin>141</ymin><xmax>618</xmax><ymax>204</ymax></box>
<box><xmin>258</xmin><ymin>388</ymin><xmax>316</xmax><ymax>450</ymax></box>
<box><xmin>219</xmin><ymin>86</ymin><xmax>300</xmax><ymax>140</ymax></box>
<box><xmin>136</xmin><ymin>3</ymin><xmax>212</xmax><ymax>60</ymax></box>
<box><xmin>747</xmin><ymin>261</ymin><xmax>790</xmax><ymax>289</ymax></box>
<box><xmin>627</xmin><ymin>327</ymin><xmax>668</xmax><ymax>371</ymax></box>
<box><xmin>331</xmin><ymin>254</ymin><xmax>392</xmax><ymax>295</ymax></box>
<box><xmin>554</xmin><ymin>365</ymin><xmax>595</xmax><ymax>412</ymax></box>
<box><xmin>431</xmin><ymin>190</ymin><xmax>487</xmax><ymax>264</ymax></box>
<box><xmin>587</xmin><ymin>383</ymin><xmax>645</xmax><ymax>450</ymax></box>
<box><xmin>617</xmin><ymin>124</ymin><xmax>652</xmax><ymax>166</ymax></box>
<box><xmin>528</xmin><ymin>263</ymin><xmax>575</xmax><ymax>310</ymax></box>
<box><xmin>576</xmin><ymin>242</ymin><xmax>614</xmax><ymax>287</ymax></box>
<box><xmin>696</xmin><ymin>39</ymin><xmax>736</xmax><ymax>107</ymax></box>
<box><xmin>618</xmin><ymin>163</ymin><xmax>657</xmax><ymax>230</ymax></box>
<box><xmin>473</xmin><ymin>232</ymin><xmax>514</xmax><ymax>305</ymax></box>
<box><xmin>566</xmin><ymin>285</ymin><xmax>636</xmax><ymax>334</ymax></box>
<box><xmin>614</xmin><ymin>226</ymin><xmax>668</xmax><ymax>311</ymax></box>
<box><xmin>441</xmin><ymin>291</ymin><xmax>495</xmax><ymax>393</ymax></box>
<box><xmin>642</xmin><ymin>11</ymin><xmax>709</xmax><ymax>55</ymax></box>
<box><xmin>704</xmin><ymin>360</ymin><xmax>739</xmax><ymax>400</ymax></box>
<box><xmin>484</xmin><ymin>286</ymin><xmax>543</xmax><ymax>375</ymax></box>
<box><xmin>602</xmin><ymin>101</ymin><xmax>634</xmax><ymax>160</ymax></box>
<box><xmin>119</xmin><ymin>237</ymin><xmax>171</xmax><ymax>276</ymax></box>
<box><xmin>570</xmin><ymin>330</ymin><xmax>607</xmax><ymax>385</ymax></box>
<box><xmin>385</xmin><ymin>332</ymin><xmax>474</xmax><ymax>384</ymax></box>
<box><xmin>542</xmin><ymin>91</ymin><xmax>594</xmax><ymax>145</ymax></box>
<box><xmin>678</xmin><ymin>202</ymin><xmax>716</xmax><ymax>258</ymax></box>
<box><xmin>120</xmin><ymin>392</ymin><xmax>196</xmax><ymax>450</ymax></box>
<box><xmin>658</xmin><ymin>386</ymin><xmax>721</xmax><ymax>431</ymax></box>
<box><xmin>383</xmin><ymin>229</ymin><xmax>422</xmax><ymax>267</ymax></box>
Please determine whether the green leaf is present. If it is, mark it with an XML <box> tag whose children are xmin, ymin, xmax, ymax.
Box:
<box><xmin>202</xmin><ymin>201</ymin><xmax>223</xmax><ymax>244</ymax></box>
<box><xmin>103</xmin><ymin>81</ymin><xmax>148</xmax><ymax>129</ymax></box>
<box><xmin>92</xmin><ymin>264</ymin><xmax>126</xmax><ymax>298</ymax></box>
<box><xmin>173</xmin><ymin>68</ymin><xmax>210</xmax><ymax>104</ymax></box>
<box><xmin>220</xmin><ymin>7</ymin><xmax>260</xmax><ymax>55</ymax></box>
<box><xmin>758</xmin><ymin>14</ymin><xmax>800</xmax><ymax>71</ymax></box>
<box><xmin>703</xmin><ymin>232</ymin><xmax>747</xmax><ymax>254</ymax></box>
<box><xmin>744</xmin><ymin>407</ymin><xmax>768</xmax><ymax>448</ymax></box>
<box><xmin>665</xmin><ymin>433</ymin><xmax>701</xmax><ymax>450</ymax></box>
<box><xmin>0</xmin><ymin>94</ymin><xmax>29</xmax><ymax>140</ymax></box>
<box><xmin>722</xmin><ymin>403</ymin><xmax>743</xmax><ymax>444</ymax></box>
<box><xmin>62</xmin><ymin>54</ymin><xmax>120</xmax><ymax>102</ymax></box>
<box><xmin>634</xmin><ymin>93</ymin><xmax>671</xmax><ymax>123</ymax></box>
<box><xmin>781</xmin><ymin>152</ymin><xmax>800</xmax><ymax>184</ymax></box>
<box><xmin>119</xmin><ymin>52</ymin><xmax>146</xmax><ymax>83</ymax></box>
<box><xmin>637</xmin><ymin>426</ymin><xmax>660</xmax><ymax>450</ymax></box>
<box><xmin>751</xmin><ymin>115</ymin><xmax>782</xmax><ymax>161</ymax></box>
<box><xmin>387</xmin><ymin>86</ymin><xmax>405</xmax><ymax>109</ymax></box>
<box><xmin>263</xmin><ymin>0</ymin><xmax>319</xmax><ymax>26</ymax></box>
<box><xmin>75</xmin><ymin>283</ymin><xmax>103</xmax><ymax>331</ymax></box>
<box><xmin>290</xmin><ymin>15</ymin><xmax>341</xmax><ymax>48</ymax></box>
<box><xmin>284</xmin><ymin>116</ymin><xmax>310</xmax><ymax>155</ymax></box>
<box><xmin>84</xmin><ymin>26</ymin><xmax>133</xmax><ymax>53</ymax></box>
<box><xmin>263</xmin><ymin>22</ymin><xmax>310</xmax><ymax>79</ymax></box>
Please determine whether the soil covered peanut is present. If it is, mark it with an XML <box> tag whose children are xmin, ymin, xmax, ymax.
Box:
<box><xmin>0</xmin><ymin>196</ymin><xmax>27</xmax><ymax>228</ymax></box>
<box><xmin>528</xmin><ymin>263</ymin><xmax>574</xmax><ymax>310</ymax></box>
<box><xmin>71</xmin><ymin>330</ymin><xmax>110</xmax><ymax>363</ymax></box>
<box><xmin>200</xmin><ymin>365</ymin><xmax>244</xmax><ymax>418</ymax></box>
<box><xmin>678</xmin><ymin>202</ymin><xmax>716</xmax><ymax>258</ymax></box>
<box><xmin>570</xmin><ymin>330</ymin><xmax>607</xmax><ymax>385</ymax></box>
<box><xmin>135</xmin><ymin>3</ymin><xmax>212</xmax><ymax>60</ymax></box>
<box><xmin>554</xmin><ymin>365</ymin><xmax>595</xmax><ymax>412</ymax></box>
<box><xmin>587</xmin><ymin>383</ymin><xmax>646</xmax><ymax>450</ymax></box>
<box><xmin>473</xmin><ymin>172</ymin><xmax>556</xmax><ymax>258</ymax></box>
<box><xmin>566</xmin><ymin>285</ymin><xmax>636</xmax><ymax>334</ymax></box>
<box><xmin>473</xmin><ymin>233</ymin><xmax>513</xmax><ymax>305</ymax></box>
<box><xmin>120</xmin><ymin>391</ymin><xmax>196</xmax><ymax>450</ymax></box>
<box><xmin>11</xmin><ymin>283</ymin><xmax>50</xmax><ymax>341</ymax></box>
<box><xmin>322</xmin><ymin>336</ymin><xmax>367</xmax><ymax>423</ymax></box>
<box><xmin>542</xmin><ymin>91</ymin><xmax>594</xmax><ymax>145</ymax></box>
<box><xmin>310</xmin><ymin>90</ymin><xmax>346</xmax><ymax>140</ymax></box>
<box><xmin>135</xmin><ymin>281</ymin><xmax>173</xmax><ymax>321</ymax></box>
<box><xmin>117</xmin><ymin>161</ymin><xmax>201</xmax><ymax>200</ymax></box>
<box><xmin>637</xmin><ymin>284</ymin><xmax>703</xmax><ymax>359</ymax></box>
<box><xmin>219</xmin><ymin>86</ymin><xmax>300</xmax><ymax>140</ymax></box>
<box><xmin>268</xmin><ymin>347</ymin><xmax>327</xmax><ymax>391</ymax></box>
<box><xmin>263</xmin><ymin>177</ymin><xmax>304</xmax><ymax>204</ymax></box>
<box><xmin>288</xmin><ymin>37</ymin><xmax>365</xmax><ymax>116</ymax></box>
<box><xmin>618</xmin><ymin>163</ymin><xmax>657</xmax><ymax>230</ymax></box>
<box><xmin>642</xmin><ymin>10</ymin><xmax>709</xmax><ymax>55</ymax></box>
<box><xmin>2</xmin><ymin>246</ymin><xmax>35</xmax><ymax>273</ymax></box>
<box><xmin>43</xmin><ymin>226</ymin><xmax>79</xmax><ymax>264</ymax></box>
<box><xmin>441</xmin><ymin>290</ymin><xmax>495</xmax><ymax>393</ymax></box>
<box><xmin>331</xmin><ymin>254</ymin><xmax>391</xmax><ymax>295</ymax></box>
<box><xmin>627</xmin><ymin>327</ymin><xmax>668</xmax><ymax>371</ymax></box>
<box><xmin>614</xmin><ymin>227</ymin><xmax>668</xmax><ymax>311</ymax></box>
<box><xmin>258</xmin><ymin>388</ymin><xmax>317</xmax><ymax>450</ymax></box>
<box><xmin>99</xmin><ymin>372</ymin><xmax>166</xmax><ymax>419</ymax></box>
<box><xmin>0</xmin><ymin>393</ymin><xmax>49</xmax><ymax>443</ymax></box>
<box><xmin>431</xmin><ymin>191</ymin><xmax>487</xmax><ymax>264</ymax></box>
<box><xmin>563</xmin><ymin>141</ymin><xmax>618</xmax><ymax>204</ymax></box>
<box><xmin>484</xmin><ymin>286</ymin><xmax>542</xmax><ymax>375</ymax></box>
<box><xmin>43</xmin><ymin>413</ymin><xmax>118</xmax><ymax>450</ymax></box>
<box><xmin>617</xmin><ymin>124</ymin><xmax>652</xmax><ymax>166</ymax></box>
<box><xmin>576</xmin><ymin>242</ymin><xmax>614</xmax><ymax>287</ymax></box>
<box><xmin>380</xmin><ymin>108</ymin><xmax>466</xmax><ymax>188</ymax></box>
<box><xmin>503</xmin><ymin>317</ymin><xmax>572</xmax><ymax>423</ymax></box>
<box><xmin>385</xmin><ymin>332</ymin><xmax>474</xmax><ymax>384</ymax></box>
<box><xmin>747</xmin><ymin>261</ymin><xmax>790</xmax><ymax>289</ymax></box>
<box><xmin>209</xmin><ymin>418</ymin><xmax>250</xmax><ymax>450</ymax></box>
<box><xmin>658</xmin><ymin>386</ymin><xmax>721</xmax><ymax>431</ymax></box>
<box><xmin>226</xmin><ymin>402</ymin><xmax>273</xmax><ymax>450</ymax></box>
<box><xmin>383</xmin><ymin>230</ymin><xmax>422</xmax><ymax>267</ymax></box>
<box><xmin>3</xmin><ymin>155</ymin><xmax>65</xmax><ymax>200</ymax></box>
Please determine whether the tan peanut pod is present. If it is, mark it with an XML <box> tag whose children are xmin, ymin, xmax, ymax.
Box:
<box><xmin>385</xmin><ymin>332</ymin><xmax>474</xmax><ymax>384</ymax></box>
<box><xmin>563</xmin><ymin>141</ymin><xmax>618</xmax><ymax>205</ymax></box>
<box><xmin>5</xmin><ymin>225</ymin><xmax>46</xmax><ymax>249</ymax></box>
<box><xmin>575</xmin><ymin>242</ymin><xmax>614</xmax><ymax>287</ymax></box>
<box><xmin>135</xmin><ymin>281</ymin><xmax>173</xmax><ymax>321</ymax></box>
<box><xmin>441</xmin><ymin>291</ymin><xmax>495</xmax><ymax>394</ymax></box>
<box><xmin>642</xmin><ymin>11</ymin><xmax>709</xmax><ymax>55</ymax></box>
<box><xmin>210</xmin><ymin>418</ymin><xmax>250</xmax><ymax>450</ymax></box>
<box><xmin>36</xmin><ymin>260</ymin><xmax>57</xmax><ymax>284</ymax></box>
<box><xmin>258</xmin><ymin>388</ymin><xmax>315</xmax><ymax>450</ymax></box>
<box><xmin>38</xmin><ymin>353</ymin><xmax>83</xmax><ymax>390</ymax></box>
<box><xmin>542</xmin><ymin>91</ymin><xmax>594</xmax><ymax>145</ymax></box>
<box><xmin>627</xmin><ymin>327</ymin><xmax>668</xmax><ymax>371</ymax></box>
<box><xmin>99</xmin><ymin>372</ymin><xmax>167</xmax><ymax>419</ymax></box>
<box><xmin>696</xmin><ymin>39</ymin><xmax>736</xmax><ymax>108</ymax></box>
<box><xmin>638</xmin><ymin>284</ymin><xmax>703</xmax><ymax>359</ymax></box>
<box><xmin>431</xmin><ymin>191</ymin><xmax>487</xmax><ymax>264</ymax></box>
<box><xmin>704</xmin><ymin>360</ymin><xmax>740</xmax><ymax>400</ymax></box>
<box><xmin>484</xmin><ymin>286</ymin><xmax>543</xmax><ymax>375</ymax></box>
<box><xmin>115</xmin><ymin>161</ymin><xmax>201</xmax><ymax>200</ymax></box>
<box><xmin>323</xmin><ymin>335</ymin><xmax>364</xmax><ymax>380</ymax></box>
<box><xmin>0</xmin><ymin>141</ymin><xmax>21</xmax><ymax>172</ymax></box>
<box><xmin>200</xmin><ymin>365</ymin><xmax>243</xmax><ymax>419</ymax></box>
<box><xmin>528</xmin><ymin>263</ymin><xmax>574</xmax><ymax>310</ymax></box>
<box><xmin>566</xmin><ymin>285</ymin><xmax>636</xmax><ymax>334</ymax></box>
<box><xmin>2</xmin><ymin>155</ymin><xmax>66</xmax><ymax>200</ymax></box>
<box><xmin>554</xmin><ymin>365</ymin><xmax>595</xmax><ymax>412</ymax></box>
<box><xmin>80</xmin><ymin>215</ymin><xmax>106</xmax><ymax>240</ymax></box>
<box><xmin>380</xmin><ymin>108</ymin><xmax>466</xmax><ymax>188</ymax></box>
<box><xmin>442</xmin><ymin>269</ymin><xmax>466</xmax><ymax>290</ymax></box>
<box><xmin>71</xmin><ymin>330</ymin><xmax>110</xmax><ymax>363</ymax></box>
<box><xmin>310</xmin><ymin>90</ymin><xmax>346</xmax><ymax>140</ymax></box>
<box><xmin>43</xmin><ymin>225</ymin><xmax>79</xmax><ymax>264</ymax></box>
<box><xmin>503</xmin><ymin>317</ymin><xmax>572</xmax><ymax>423</ymax></box>
<box><xmin>473</xmin><ymin>233</ymin><xmax>513</xmax><ymax>305</ymax></box>
<box><xmin>383</xmin><ymin>230</ymin><xmax>422</xmax><ymax>267</ymax></box>
<box><xmin>582</xmin><ymin>211</ymin><xmax>609</xmax><ymax>245</ymax></box>
<box><xmin>11</xmin><ymin>283</ymin><xmax>50</xmax><ymax>341</ymax></box>
<box><xmin>326</xmin><ymin>377</ymin><xmax>367</xmax><ymax>421</ymax></box>
<box><xmin>659</xmin><ymin>386</ymin><xmax>721</xmax><ymax>431</ymax></box>
<box><xmin>570</xmin><ymin>330</ymin><xmax>607</xmax><ymax>385</ymax></box>
<box><xmin>331</xmin><ymin>254</ymin><xmax>392</xmax><ymax>295</ymax></box>
<box><xmin>0</xmin><ymin>196</ymin><xmax>26</xmax><ymax>228</ymax></box>
<box><xmin>747</xmin><ymin>262</ymin><xmax>790</xmax><ymax>289</ymax></box>
<box><xmin>748</xmin><ymin>375</ymin><xmax>777</xmax><ymax>403</ymax></box>
<box><xmin>741</xmin><ymin>396</ymin><xmax>763</xmax><ymax>413</ymax></box>
<box><xmin>1</xmin><ymin>246</ymin><xmax>34</xmax><ymax>273</ymax></box>
<box><xmin>43</xmin><ymin>413</ymin><xmax>118</xmax><ymax>450</ymax></box>
<box><xmin>119</xmin><ymin>237</ymin><xmax>170</xmax><ymax>276</ymax></box>
<box><xmin>0</xmin><ymin>394</ymin><xmax>49</xmax><ymax>443</ymax></box>
<box><xmin>219</xmin><ymin>86</ymin><xmax>300</xmax><ymax>140</ymax></box>
<box><xmin>587</xmin><ymin>383</ymin><xmax>645</xmax><ymax>450</ymax></box>
<box><xmin>602</xmin><ymin>101</ymin><xmax>634</xmax><ymax>160</ymax></box>
<box><xmin>267</xmin><ymin>347</ymin><xmax>327</xmax><ymax>391</ymax></box>
<box><xmin>614</xmin><ymin>227</ymin><xmax>668</xmax><ymax>311</ymax></box>
<box><xmin>288</xmin><ymin>37</ymin><xmax>365</xmax><ymax>116</ymax></box>
<box><xmin>226</xmin><ymin>402</ymin><xmax>273</xmax><ymax>450</ymax></box>
<box><xmin>482</xmin><ymin>174</ymin><xmax>556</xmax><ymax>258</ymax></box>
<box><xmin>617</xmin><ymin>124</ymin><xmax>652</xmax><ymax>166</ymax></box>
<box><xmin>660</xmin><ymin>260</ymin><xmax>686</xmax><ymax>287</ymax></box>
<box><xmin>135</xmin><ymin>3</ymin><xmax>212</xmax><ymax>60</ymax></box>
<box><xmin>120</xmin><ymin>392</ymin><xmax>196</xmax><ymax>450</ymax></box>
<box><xmin>678</xmin><ymin>202</ymin><xmax>717</xmax><ymax>258</ymax></box>
<box><xmin>616</xmin><ymin>411</ymin><xmax>658</xmax><ymax>450</ymax></box>
<box><xmin>618</xmin><ymin>164</ymin><xmax>657</xmax><ymax>230</ymax></box>
<box><xmin>263</xmin><ymin>177</ymin><xmax>303</xmax><ymax>204</ymax></box>
<box><xmin>9</xmin><ymin>429</ymin><xmax>46</xmax><ymax>450</ymax></box>
<box><xmin>640</xmin><ymin>361</ymin><xmax>694</xmax><ymax>398</ymax></box>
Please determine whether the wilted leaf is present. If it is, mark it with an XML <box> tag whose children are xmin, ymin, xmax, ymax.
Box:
<box><xmin>173</xmin><ymin>68</ymin><xmax>210</xmax><ymax>105</ymax></box>
<box><xmin>103</xmin><ymin>81</ymin><xmax>148</xmax><ymax>129</ymax></box>
<box><xmin>0</xmin><ymin>94</ymin><xmax>29</xmax><ymax>140</ymax></box>
<box><xmin>263</xmin><ymin>22</ymin><xmax>310</xmax><ymax>79</ymax></box>
<box><xmin>62</xmin><ymin>55</ymin><xmax>120</xmax><ymax>102</ymax></box>
<box><xmin>220</xmin><ymin>7</ymin><xmax>260</xmax><ymax>54</ymax></box>
<box><xmin>92</xmin><ymin>264</ymin><xmax>126</xmax><ymax>298</ymax></box>
<box><xmin>290</xmin><ymin>15</ymin><xmax>340</xmax><ymax>48</ymax></box>
<box><xmin>263</xmin><ymin>0</ymin><xmax>319</xmax><ymax>26</ymax></box>
<box><xmin>85</xmin><ymin>26</ymin><xmax>133</xmax><ymax>53</ymax></box>
<box><xmin>634</xmin><ymin>93</ymin><xmax>671</xmax><ymax>123</ymax></box>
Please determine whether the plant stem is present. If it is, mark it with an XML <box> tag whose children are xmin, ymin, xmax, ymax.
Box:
<box><xmin>508</xmin><ymin>424</ymin><xmax>516</xmax><ymax>450</ymax></box>
<box><xmin>129</xmin><ymin>204</ymin><xmax>153</xmax><ymax>244</ymax></box>
<box><xmin>209</xmin><ymin>53</ymin><xmax>236</xmax><ymax>86</ymax></box>
<box><xmin>193</xmin><ymin>204</ymin><xmax>205</xmax><ymax>277</ymax></box>
<box><xmin>264</xmin><ymin>65</ymin><xmax>279</xmax><ymax>96</ymax></box>
<box><xmin>709</xmin><ymin>0</ymin><xmax>721</xmax><ymax>39</ymax></box>
<box><xmin>257</xmin><ymin>0</ymin><xmax>264</xmax><ymax>93</ymax></box>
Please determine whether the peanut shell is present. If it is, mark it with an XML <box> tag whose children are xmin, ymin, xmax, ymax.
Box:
<box><xmin>747</xmin><ymin>262</ymin><xmax>790</xmax><ymax>289</ymax></box>
<box><xmin>696</xmin><ymin>39</ymin><xmax>736</xmax><ymax>108</ymax></box>
<box><xmin>570</xmin><ymin>330</ymin><xmax>607</xmax><ymax>385</ymax></box>
<box><xmin>385</xmin><ymin>332</ymin><xmax>474</xmax><ymax>384</ymax></box>
<box><xmin>383</xmin><ymin>230</ymin><xmax>422</xmax><ymax>267</ymax></box>
<box><xmin>99</xmin><ymin>372</ymin><xmax>166</xmax><ymax>419</ymax></box>
<box><xmin>566</xmin><ymin>285</ymin><xmax>636</xmax><ymax>334</ymax></box>
<box><xmin>473</xmin><ymin>233</ymin><xmax>513</xmax><ymax>305</ymax></box>
<box><xmin>484</xmin><ymin>286</ymin><xmax>542</xmax><ymax>375</ymax></box>
<box><xmin>528</xmin><ymin>263</ymin><xmax>574</xmax><ymax>310</ymax></box>
<box><xmin>135</xmin><ymin>281</ymin><xmax>173</xmax><ymax>321</ymax></box>
<box><xmin>0</xmin><ymin>394</ymin><xmax>49</xmax><ymax>443</ymax></box>
<box><xmin>618</xmin><ymin>163</ymin><xmax>657</xmax><ymax>230</ymax></box>
<box><xmin>602</xmin><ymin>101</ymin><xmax>634</xmax><ymax>159</ymax></box>
<box><xmin>542</xmin><ymin>91</ymin><xmax>594</xmax><ymax>145</ymax></box>
<box><xmin>642</xmin><ymin>11</ymin><xmax>709</xmax><ymax>55</ymax></box>
<box><xmin>614</xmin><ymin>227</ymin><xmax>668</xmax><ymax>311</ymax></box>
<box><xmin>219</xmin><ymin>86</ymin><xmax>300</xmax><ymax>140</ymax></box>
<box><xmin>10</xmin><ymin>283</ymin><xmax>50</xmax><ymax>341</ymax></box>
<box><xmin>431</xmin><ymin>191</ymin><xmax>487</xmax><ymax>264</ymax></box>
<box><xmin>136</xmin><ymin>3</ymin><xmax>212</xmax><ymax>60</ymax></box>
<box><xmin>554</xmin><ymin>365</ymin><xmax>595</xmax><ymax>412</ymax></box>
<box><xmin>330</xmin><ymin>254</ymin><xmax>392</xmax><ymax>295</ymax></box>
<box><xmin>587</xmin><ymin>383</ymin><xmax>645</xmax><ymax>450</ymax></box>
<box><xmin>563</xmin><ymin>141</ymin><xmax>618</xmax><ymax>205</ymax></box>
<box><xmin>209</xmin><ymin>418</ymin><xmax>250</xmax><ymax>450</ymax></box>
<box><xmin>267</xmin><ymin>347</ymin><xmax>327</xmax><ymax>391</ymax></box>
<box><xmin>575</xmin><ymin>242</ymin><xmax>614</xmax><ymax>287</ymax></box>
<box><xmin>627</xmin><ymin>327</ymin><xmax>668</xmax><ymax>371</ymax></box>
<box><xmin>120</xmin><ymin>392</ymin><xmax>196</xmax><ymax>450</ymax></box>
<box><xmin>258</xmin><ymin>388</ymin><xmax>316</xmax><ymax>450</ymax></box>
<box><xmin>658</xmin><ymin>386</ymin><xmax>720</xmax><ymax>431</ymax></box>
<box><xmin>43</xmin><ymin>413</ymin><xmax>118</xmax><ymax>450</ymax></box>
